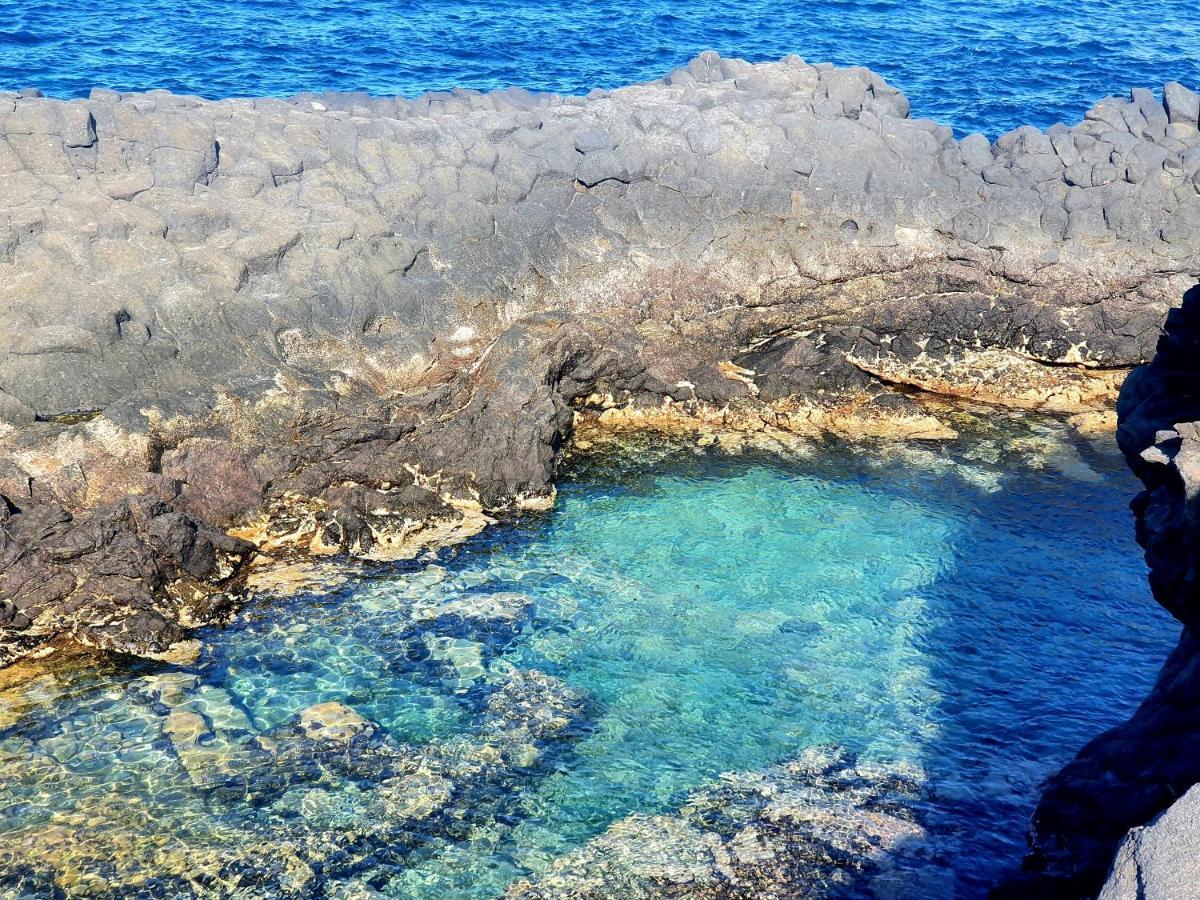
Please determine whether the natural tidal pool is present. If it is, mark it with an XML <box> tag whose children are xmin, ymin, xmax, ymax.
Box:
<box><xmin>0</xmin><ymin>415</ymin><xmax>1181</xmax><ymax>898</ymax></box>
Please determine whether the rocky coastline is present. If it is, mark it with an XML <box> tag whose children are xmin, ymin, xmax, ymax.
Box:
<box><xmin>995</xmin><ymin>283</ymin><xmax>1200</xmax><ymax>897</ymax></box>
<box><xmin>2</xmin><ymin>53</ymin><xmax>1200</xmax><ymax>894</ymax></box>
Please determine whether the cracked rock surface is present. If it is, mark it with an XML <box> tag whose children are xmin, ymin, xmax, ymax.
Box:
<box><xmin>1</xmin><ymin>54</ymin><xmax>1199</xmax><ymax>668</ymax></box>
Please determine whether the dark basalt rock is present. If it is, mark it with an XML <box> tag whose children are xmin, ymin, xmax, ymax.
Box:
<box><xmin>0</xmin><ymin>491</ymin><xmax>253</xmax><ymax>666</ymax></box>
<box><xmin>1003</xmin><ymin>286</ymin><xmax>1200</xmax><ymax>896</ymax></box>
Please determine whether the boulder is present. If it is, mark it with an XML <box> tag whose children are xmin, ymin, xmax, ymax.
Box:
<box><xmin>1100</xmin><ymin>784</ymin><xmax>1200</xmax><ymax>899</ymax></box>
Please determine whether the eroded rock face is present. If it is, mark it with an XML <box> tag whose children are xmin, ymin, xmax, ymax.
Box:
<box><xmin>1118</xmin><ymin>287</ymin><xmax>1200</xmax><ymax>630</ymax></box>
<box><xmin>1</xmin><ymin>55</ymin><xmax>1198</xmax><ymax>667</ymax></box>
<box><xmin>0</xmin><ymin>492</ymin><xmax>253</xmax><ymax>667</ymax></box>
<box><xmin>1005</xmin><ymin>286</ymin><xmax>1200</xmax><ymax>895</ymax></box>
<box><xmin>1099</xmin><ymin>782</ymin><xmax>1200</xmax><ymax>900</ymax></box>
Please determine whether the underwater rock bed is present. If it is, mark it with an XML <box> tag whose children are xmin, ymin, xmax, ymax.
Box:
<box><xmin>0</xmin><ymin>415</ymin><xmax>1178</xmax><ymax>897</ymax></box>
<box><xmin>505</xmin><ymin>748</ymin><xmax>933</xmax><ymax>900</ymax></box>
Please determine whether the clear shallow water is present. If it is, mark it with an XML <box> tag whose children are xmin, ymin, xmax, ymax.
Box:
<box><xmin>0</xmin><ymin>419</ymin><xmax>1180</xmax><ymax>897</ymax></box>
<box><xmin>1</xmin><ymin>0</ymin><xmax>1198</xmax><ymax>135</ymax></box>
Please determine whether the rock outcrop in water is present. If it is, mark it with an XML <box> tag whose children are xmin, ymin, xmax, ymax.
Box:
<box><xmin>1</xmin><ymin>54</ymin><xmax>1199</xmax><ymax>669</ymax></box>
<box><xmin>1</xmin><ymin>665</ymin><xmax>589</xmax><ymax>896</ymax></box>
<box><xmin>1002</xmin><ymin>288</ymin><xmax>1200</xmax><ymax>894</ymax></box>
<box><xmin>505</xmin><ymin>747</ymin><xmax>939</xmax><ymax>899</ymax></box>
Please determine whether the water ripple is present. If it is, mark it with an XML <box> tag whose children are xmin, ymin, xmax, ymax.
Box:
<box><xmin>0</xmin><ymin>420</ymin><xmax>1181</xmax><ymax>897</ymax></box>
<box><xmin>0</xmin><ymin>0</ymin><xmax>1197</xmax><ymax>134</ymax></box>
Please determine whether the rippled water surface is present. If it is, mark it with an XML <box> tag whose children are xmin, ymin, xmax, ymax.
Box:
<box><xmin>1</xmin><ymin>0</ymin><xmax>1198</xmax><ymax>134</ymax></box>
<box><xmin>0</xmin><ymin>417</ymin><xmax>1181</xmax><ymax>897</ymax></box>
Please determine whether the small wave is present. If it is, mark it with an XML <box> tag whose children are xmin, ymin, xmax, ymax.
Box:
<box><xmin>0</xmin><ymin>29</ymin><xmax>48</xmax><ymax>46</ymax></box>
<box><xmin>0</xmin><ymin>0</ymin><xmax>1197</xmax><ymax>135</ymax></box>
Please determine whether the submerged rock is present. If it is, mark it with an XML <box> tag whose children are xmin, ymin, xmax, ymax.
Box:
<box><xmin>413</xmin><ymin>591</ymin><xmax>536</xmax><ymax>629</ymax></box>
<box><xmin>296</xmin><ymin>700</ymin><xmax>379</xmax><ymax>745</ymax></box>
<box><xmin>0</xmin><ymin>666</ymin><xmax>591</xmax><ymax>897</ymax></box>
<box><xmin>506</xmin><ymin>748</ymin><xmax>940</xmax><ymax>899</ymax></box>
<box><xmin>480</xmin><ymin>668</ymin><xmax>590</xmax><ymax>765</ymax></box>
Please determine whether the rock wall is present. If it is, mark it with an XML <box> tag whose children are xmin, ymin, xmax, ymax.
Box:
<box><xmin>2</xmin><ymin>53</ymin><xmax>1200</xmax><ymax>668</ymax></box>
<box><xmin>1004</xmin><ymin>287</ymin><xmax>1200</xmax><ymax>895</ymax></box>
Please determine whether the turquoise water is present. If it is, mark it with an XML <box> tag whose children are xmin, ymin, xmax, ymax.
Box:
<box><xmin>0</xmin><ymin>420</ymin><xmax>1180</xmax><ymax>897</ymax></box>
<box><xmin>1</xmin><ymin>0</ymin><xmax>1198</xmax><ymax>135</ymax></box>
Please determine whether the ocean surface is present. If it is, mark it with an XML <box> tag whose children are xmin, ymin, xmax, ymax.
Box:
<box><xmin>0</xmin><ymin>418</ymin><xmax>1180</xmax><ymax>897</ymax></box>
<box><xmin>1</xmin><ymin>0</ymin><xmax>1198</xmax><ymax>134</ymax></box>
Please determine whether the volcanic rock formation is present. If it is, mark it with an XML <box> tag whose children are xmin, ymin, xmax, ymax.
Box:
<box><xmin>1</xmin><ymin>53</ymin><xmax>1199</xmax><ymax>673</ymax></box>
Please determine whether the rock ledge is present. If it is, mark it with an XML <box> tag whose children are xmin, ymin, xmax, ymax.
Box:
<box><xmin>2</xmin><ymin>55</ymin><xmax>1198</xmax><ymax>669</ymax></box>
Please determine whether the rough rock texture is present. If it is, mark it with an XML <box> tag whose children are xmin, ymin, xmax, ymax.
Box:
<box><xmin>2</xmin><ymin>54</ymin><xmax>1199</xmax><ymax>666</ymax></box>
<box><xmin>0</xmin><ymin>666</ymin><xmax>589</xmax><ymax>897</ymax></box>
<box><xmin>1099</xmin><ymin>783</ymin><xmax>1200</xmax><ymax>899</ymax></box>
<box><xmin>505</xmin><ymin>746</ymin><xmax>939</xmax><ymax>899</ymax></box>
<box><xmin>1004</xmin><ymin>290</ymin><xmax>1200</xmax><ymax>895</ymax></box>
<box><xmin>0</xmin><ymin>491</ymin><xmax>253</xmax><ymax>664</ymax></box>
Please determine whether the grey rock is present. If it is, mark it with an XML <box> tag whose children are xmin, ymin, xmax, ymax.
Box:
<box><xmin>1099</xmin><ymin>784</ymin><xmax>1200</xmax><ymax>899</ymax></box>
<box><xmin>506</xmin><ymin>747</ymin><xmax>941</xmax><ymax>899</ymax></box>
<box><xmin>574</xmin><ymin>127</ymin><xmax>614</xmax><ymax>153</ymax></box>
<box><xmin>959</xmin><ymin>132</ymin><xmax>994</xmax><ymax>172</ymax></box>
<box><xmin>1</xmin><ymin>54</ymin><xmax>1198</xmax><ymax>669</ymax></box>
<box><xmin>1132</xmin><ymin>87</ymin><xmax>1170</xmax><ymax>140</ymax></box>
<box><xmin>1165</xmin><ymin>81</ymin><xmax>1200</xmax><ymax>127</ymax></box>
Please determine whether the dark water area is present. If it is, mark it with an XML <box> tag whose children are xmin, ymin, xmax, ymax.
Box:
<box><xmin>1</xmin><ymin>0</ymin><xmax>1198</xmax><ymax>134</ymax></box>
<box><xmin>0</xmin><ymin>417</ymin><xmax>1180</xmax><ymax>896</ymax></box>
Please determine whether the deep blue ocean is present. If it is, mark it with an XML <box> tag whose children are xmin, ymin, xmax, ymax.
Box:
<box><xmin>0</xmin><ymin>0</ymin><xmax>1198</xmax><ymax>134</ymax></box>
